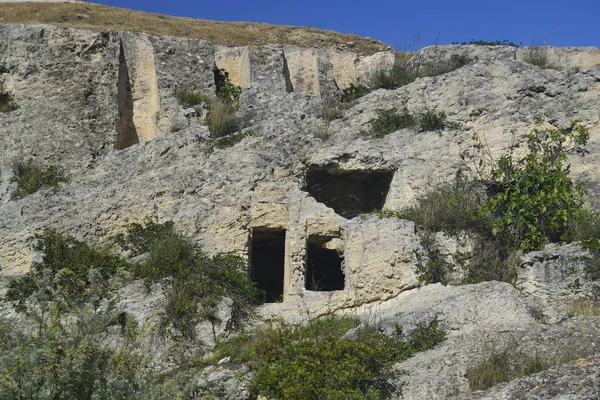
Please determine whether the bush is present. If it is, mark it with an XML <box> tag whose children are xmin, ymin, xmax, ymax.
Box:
<box><xmin>117</xmin><ymin>220</ymin><xmax>262</xmax><ymax>338</ymax></box>
<box><xmin>368</xmin><ymin>108</ymin><xmax>458</xmax><ymax>138</ymax></box>
<box><xmin>214</xmin><ymin>68</ymin><xmax>241</xmax><ymax>102</ymax></box>
<box><xmin>341</xmin><ymin>84</ymin><xmax>371</xmax><ymax>103</ymax></box>
<box><xmin>5</xmin><ymin>230</ymin><xmax>130</xmax><ymax>312</ymax></box>
<box><xmin>369</xmin><ymin>108</ymin><xmax>416</xmax><ymax>138</ymax></box>
<box><xmin>478</xmin><ymin>122</ymin><xmax>589</xmax><ymax>251</ymax></box>
<box><xmin>249</xmin><ymin>316</ymin><xmax>445</xmax><ymax>399</ymax></box>
<box><xmin>0</xmin><ymin>82</ymin><xmax>18</xmax><ymax>113</ymax></box>
<box><xmin>203</xmin><ymin>130</ymin><xmax>253</xmax><ymax>157</ymax></box>
<box><xmin>522</xmin><ymin>46</ymin><xmax>552</xmax><ymax>69</ymax></box>
<box><xmin>205</xmin><ymin>98</ymin><xmax>241</xmax><ymax>138</ymax></box>
<box><xmin>9</xmin><ymin>158</ymin><xmax>69</xmax><ymax>199</ymax></box>
<box><xmin>177</xmin><ymin>90</ymin><xmax>206</xmax><ymax>108</ymax></box>
<box><xmin>419</xmin><ymin>108</ymin><xmax>447</xmax><ymax>132</ymax></box>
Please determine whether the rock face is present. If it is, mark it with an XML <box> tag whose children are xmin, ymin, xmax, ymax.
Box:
<box><xmin>1</xmin><ymin>20</ymin><xmax>600</xmax><ymax>398</ymax></box>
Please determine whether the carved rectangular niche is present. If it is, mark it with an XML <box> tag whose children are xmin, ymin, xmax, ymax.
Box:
<box><xmin>250</xmin><ymin>228</ymin><xmax>286</xmax><ymax>303</ymax></box>
<box><xmin>305</xmin><ymin>168</ymin><xmax>394</xmax><ymax>218</ymax></box>
<box><xmin>306</xmin><ymin>235</ymin><xmax>344</xmax><ymax>292</ymax></box>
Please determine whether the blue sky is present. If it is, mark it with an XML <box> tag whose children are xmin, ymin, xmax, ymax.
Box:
<box><xmin>97</xmin><ymin>0</ymin><xmax>600</xmax><ymax>48</ymax></box>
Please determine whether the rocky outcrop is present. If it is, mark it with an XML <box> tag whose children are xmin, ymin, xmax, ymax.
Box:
<box><xmin>1</xmin><ymin>19</ymin><xmax>600</xmax><ymax>399</ymax></box>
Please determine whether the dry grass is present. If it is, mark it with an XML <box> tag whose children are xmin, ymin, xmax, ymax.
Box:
<box><xmin>0</xmin><ymin>3</ymin><xmax>388</xmax><ymax>55</ymax></box>
<box><xmin>567</xmin><ymin>298</ymin><xmax>600</xmax><ymax>316</ymax></box>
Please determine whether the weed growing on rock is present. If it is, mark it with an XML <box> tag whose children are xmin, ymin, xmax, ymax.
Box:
<box><xmin>0</xmin><ymin>82</ymin><xmax>18</xmax><ymax>113</ymax></box>
<box><xmin>467</xmin><ymin>343</ymin><xmax>586</xmax><ymax>391</ymax></box>
<box><xmin>9</xmin><ymin>158</ymin><xmax>69</xmax><ymax>199</ymax></box>
<box><xmin>205</xmin><ymin>98</ymin><xmax>241</xmax><ymax>137</ymax></box>
<box><xmin>419</xmin><ymin>108</ymin><xmax>447</xmax><ymax>132</ymax></box>
<box><xmin>203</xmin><ymin>129</ymin><xmax>253</xmax><ymax>157</ymax></box>
<box><xmin>369</xmin><ymin>108</ymin><xmax>416</xmax><ymax>138</ymax></box>
<box><xmin>248</xmin><ymin>315</ymin><xmax>446</xmax><ymax>399</ymax></box>
<box><xmin>522</xmin><ymin>45</ymin><xmax>553</xmax><ymax>69</ymax></box>
<box><xmin>341</xmin><ymin>83</ymin><xmax>371</xmax><ymax>103</ymax></box>
<box><xmin>368</xmin><ymin>108</ymin><xmax>458</xmax><ymax>138</ymax></box>
<box><xmin>177</xmin><ymin>90</ymin><xmax>206</xmax><ymax>108</ymax></box>
<box><xmin>214</xmin><ymin>68</ymin><xmax>241</xmax><ymax>102</ymax></box>
<box><xmin>566</xmin><ymin>298</ymin><xmax>600</xmax><ymax>316</ymax></box>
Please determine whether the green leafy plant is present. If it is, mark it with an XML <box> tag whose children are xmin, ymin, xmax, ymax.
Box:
<box><xmin>9</xmin><ymin>158</ymin><xmax>69</xmax><ymax>199</ymax></box>
<box><xmin>177</xmin><ymin>90</ymin><xmax>206</xmax><ymax>108</ymax></box>
<box><xmin>5</xmin><ymin>230</ymin><xmax>130</xmax><ymax>313</ymax></box>
<box><xmin>214</xmin><ymin>68</ymin><xmax>242</xmax><ymax>102</ymax></box>
<box><xmin>478</xmin><ymin>122</ymin><xmax>589</xmax><ymax>251</ymax></box>
<box><xmin>249</xmin><ymin>316</ymin><xmax>445</xmax><ymax>399</ymax></box>
<box><xmin>369</xmin><ymin>108</ymin><xmax>416</xmax><ymax>138</ymax></box>
<box><xmin>368</xmin><ymin>108</ymin><xmax>458</xmax><ymax>138</ymax></box>
<box><xmin>203</xmin><ymin>129</ymin><xmax>253</xmax><ymax>157</ymax></box>
<box><xmin>419</xmin><ymin>108</ymin><xmax>447</xmax><ymax>132</ymax></box>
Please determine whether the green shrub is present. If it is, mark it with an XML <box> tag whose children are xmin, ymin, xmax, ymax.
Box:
<box><xmin>369</xmin><ymin>108</ymin><xmax>416</xmax><ymax>138</ymax></box>
<box><xmin>5</xmin><ymin>230</ymin><xmax>130</xmax><ymax>312</ymax></box>
<box><xmin>479</xmin><ymin>122</ymin><xmax>589</xmax><ymax>251</ymax></box>
<box><xmin>419</xmin><ymin>108</ymin><xmax>447</xmax><ymax>132</ymax></box>
<box><xmin>177</xmin><ymin>90</ymin><xmax>206</xmax><ymax>108</ymax></box>
<box><xmin>377</xmin><ymin>172</ymin><xmax>517</xmax><ymax>286</ymax></box>
<box><xmin>9</xmin><ymin>158</ymin><xmax>69</xmax><ymax>199</ymax></box>
<box><xmin>117</xmin><ymin>220</ymin><xmax>261</xmax><ymax>338</ymax></box>
<box><xmin>249</xmin><ymin>316</ymin><xmax>445</xmax><ymax>399</ymax></box>
<box><xmin>214</xmin><ymin>68</ymin><xmax>242</xmax><ymax>102</ymax></box>
<box><xmin>203</xmin><ymin>130</ymin><xmax>253</xmax><ymax>157</ymax></box>
<box><xmin>385</xmin><ymin>172</ymin><xmax>485</xmax><ymax>234</ymax></box>
<box><xmin>341</xmin><ymin>84</ymin><xmax>371</xmax><ymax>103</ymax></box>
<box><xmin>368</xmin><ymin>108</ymin><xmax>458</xmax><ymax>138</ymax></box>
<box><xmin>205</xmin><ymin>98</ymin><xmax>241</xmax><ymax>138</ymax></box>
<box><xmin>0</xmin><ymin>82</ymin><xmax>18</xmax><ymax>113</ymax></box>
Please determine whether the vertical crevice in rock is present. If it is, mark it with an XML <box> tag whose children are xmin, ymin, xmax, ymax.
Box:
<box><xmin>282</xmin><ymin>52</ymin><xmax>294</xmax><ymax>93</ymax></box>
<box><xmin>115</xmin><ymin>42</ymin><xmax>138</xmax><ymax>150</ymax></box>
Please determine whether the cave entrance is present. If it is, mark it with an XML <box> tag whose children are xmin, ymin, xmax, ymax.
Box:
<box><xmin>250</xmin><ymin>229</ymin><xmax>286</xmax><ymax>303</ymax></box>
<box><xmin>306</xmin><ymin>236</ymin><xmax>344</xmax><ymax>292</ymax></box>
<box><xmin>305</xmin><ymin>169</ymin><xmax>394</xmax><ymax>218</ymax></box>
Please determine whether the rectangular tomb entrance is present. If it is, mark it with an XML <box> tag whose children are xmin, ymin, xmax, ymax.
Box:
<box><xmin>250</xmin><ymin>229</ymin><xmax>286</xmax><ymax>303</ymax></box>
<box><xmin>305</xmin><ymin>169</ymin><xmax>394</xmax><ymax>218</ymax></box>
<box><xmin>306</xmin><ymin>236</ymin><xmax>344</xmax><ymax>291</ymax></box>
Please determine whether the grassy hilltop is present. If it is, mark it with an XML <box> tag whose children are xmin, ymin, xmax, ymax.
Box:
<box><xmin>0</xmin><ymin>2</ymin><xmax>389</xmax><ymax>54</ymax></box>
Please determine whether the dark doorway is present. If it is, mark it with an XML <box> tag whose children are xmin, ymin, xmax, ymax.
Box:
<box><xmin>306</xmin><ymin>236</ymin><xmax>344</xmax><ymax>291</ymax></box>
<box><xmin>305</xmin><ymin>169</ymin><xmax>394</xmax><ymax>218</ymax></box>
<box><xmin>250</xmin><ymin>229</ymin><xmax>285</xmax><ymax>303</ymax></box>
